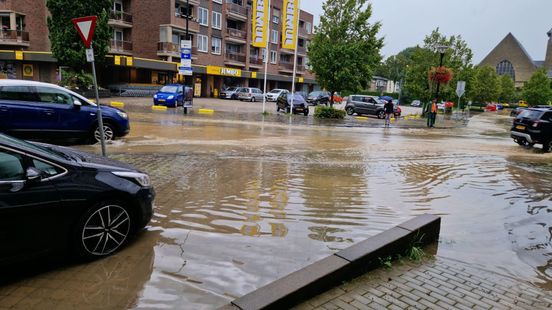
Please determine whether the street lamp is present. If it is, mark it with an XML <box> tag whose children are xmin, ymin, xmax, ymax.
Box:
<box><xmin>434</xmin><ymin>44</ymin><xmax>448</xmax><ymax>103</ymax></box>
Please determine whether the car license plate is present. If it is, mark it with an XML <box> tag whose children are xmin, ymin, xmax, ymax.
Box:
<box><xmin>515</xmin><ymin>125</ymin><xmax>525</xmax><ymax>130</ymax></box>
<box><xmin>158</xmin><ymin>99</ymin><xmax>165</xmax><ymax>102</ymax></box>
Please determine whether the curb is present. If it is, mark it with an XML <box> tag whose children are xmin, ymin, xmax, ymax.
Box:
<box><xmin>225</xmin><ymin>214</ymin><xmax>441</xmax><ymax>310</ymax></box>
<box><xmin>152</xmin><ymin>105</ymin><xmax>167</xmax><ymax>111</ymax></box>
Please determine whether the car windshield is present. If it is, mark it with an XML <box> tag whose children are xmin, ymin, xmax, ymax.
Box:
<box><xmin>290</xmin><ymin>94</ymin><xmax>304</xmax><ymax>101</ymax></box>
<box><xmin>160</xmin><ymin>86</ymin><xmax>178</xmax><ymax>93</ymax></box>
<box><xmin>309</xmin><ymin>91</ymin><xmax>323</xmax><ymax>96</ymax></box>
<box><xmin>226</xmin><ymin>87</ymin><xmax>237</xmax><ymax>92</ymax></box>
<box><xmin>0</xmin><ymin>134</ymin><xmax>68</xmax><ymax>161</ymax></box>
<box><xmin>518</xmin><ymin>110</ymin><xmax>543</xmax><ymax>119</ymax></box>
<box><xmin>270</xmin><ymin>89</ymin><xmax>282</xmax><ymax>93</ymax></box>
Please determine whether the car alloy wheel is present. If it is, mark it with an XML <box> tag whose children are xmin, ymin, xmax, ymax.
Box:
<box><xmin>377</xmin><ymin>111</ymin><xmax>385</xmax><ymax>119</ymax></box>
<box><xmin>94</xmin><ymin>124</ymin><xmax>115</xmax><ymax>142</ymax></box>
<box><xmin>346</xmin><ymin>107</ymin><xmax>355</xmax><ymax>115</ymax></box>
<box><xmin>251</xmin><ymin>97</ymin><xmax>256</xmax><ymax>102</ymax></box>
<box><xmin>80</xmin><ymin>204</ymin><xmax>131</xmax><ymax>257</ymax></box>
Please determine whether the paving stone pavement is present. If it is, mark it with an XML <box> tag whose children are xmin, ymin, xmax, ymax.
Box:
<box><xmin>294</xmin><ymin>257</ymin><xmax>552</xmax><ymax>310</ymax></box>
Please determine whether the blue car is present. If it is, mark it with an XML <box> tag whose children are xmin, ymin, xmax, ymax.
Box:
<box><xmin>153</xmin><ymin>84</ymin><xmax>191</xmax><ymax>108</ymax></box>
<box><xmin>0</xmin><ymin>80</ymin><xmax>130</xmax><ymax>143</ymax></box>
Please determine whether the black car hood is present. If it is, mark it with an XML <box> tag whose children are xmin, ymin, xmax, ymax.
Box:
<box><xmin>42</xmin><ymin>144</ymin><xmax>136</xmax><ymax>171</ymax></box>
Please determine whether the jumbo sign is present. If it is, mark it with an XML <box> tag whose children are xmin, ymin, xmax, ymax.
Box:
<box><xmin>282</xmin><ymin>0</ymin><xmax>299</xmax><ymax>49</ymax></box>
<box><xmin>206</xmin><ymin>66</ymin><xmax>242</xmax><ymax>77</ymax></box>
<box><xmin>252</xmin><ymin>0</ymin><xmax>269</xmax><ymax>48</ymax></box>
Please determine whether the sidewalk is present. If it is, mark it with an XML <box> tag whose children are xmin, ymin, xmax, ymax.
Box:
<box><xmin>294</xmin><ymin>257</ymin><xmax>552</xmax><ymax>310</ymax></box>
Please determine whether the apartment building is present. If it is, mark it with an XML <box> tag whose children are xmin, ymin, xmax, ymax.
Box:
<box><xmin>0</xmin><ymin>0</ymin><xmax>317</xmax><ymax>97</ymax></box>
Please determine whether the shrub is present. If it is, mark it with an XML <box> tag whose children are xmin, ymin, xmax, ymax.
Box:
<box><xmin>60</xmin><ymin>70</ymin><xmax>94</xmax><ymax>90</ymax></box>
<box><xmin>314</xmin><ymin>106</ymin><xmax>346</xmax><ymax>119</ymax></box>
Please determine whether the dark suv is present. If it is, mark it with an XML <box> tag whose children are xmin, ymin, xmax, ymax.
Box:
<box><xmin>306</xmin><ymin>91</ymin><xmax>330</xmax><ymax>106</ymax></box>
<box><xmin>511</xmin><ymin>108</ymin><xmax>552</xmax><ymax>152</ymax></box>
<box><xmin>345</xmin><ymin>95</ymin><xmax>401</xmax><ymax>118</ymax></box>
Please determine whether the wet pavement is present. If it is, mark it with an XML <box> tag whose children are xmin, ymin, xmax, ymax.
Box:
<box><xmin>1</xmin><ymin>99</ymin><xmax>551</xmax><ymax>309</ymax></box>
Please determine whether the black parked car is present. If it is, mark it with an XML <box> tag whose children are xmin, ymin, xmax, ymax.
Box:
<box><xmin>345</xmin><ymin>95</ymin><xmax>401</xmax><ymax>118</ymax></box>
<box><xmin>276</xmin><ymin>92</ymin><xmax>309</xmax><ymax>115</ymax></box>
<box><xmin>511</xmin><ymin>108</ymin><xmax>552</xmax><ymax>152</ymax></box>
<box><xmin>306</xmin><ymin>91</ymin><xmax>330</xmax><ymax>106</ymax></box>
<box><xmin>0</xmin><ymin>134</ymin><xmax>154</xmax><ymax>265</ymax></box>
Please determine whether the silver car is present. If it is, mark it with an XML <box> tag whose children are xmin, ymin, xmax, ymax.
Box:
<box><xmin>266</xmin><ymin>89</ymin><xmax>286</xmax><ymax>102</ymax></box>
<box><xmin>238</xmin><ymin>87</ymin><xmax>265</xmax><ymax>102</ymax></box>
<box><xmin>220</xmin><ymin>87</ymin><xmax>242</xmax><ymax>100</ymax></box>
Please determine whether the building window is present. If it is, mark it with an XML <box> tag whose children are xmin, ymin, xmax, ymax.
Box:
<box><xmin>306</xmin><ymin>22</ymin><xmax>312</xmax><ymax>34</ymax></box>
<box><xmin>271</xmin><ymin>30</ymin><xmax>278</xmax><ymax>44</ymax></box>
<box><xmin>496</xmin><ymin>60</ymin><xmax>515</xmax><ymax>82</ymax></box>
<box><xmin>198</xmin><ymin>7</ymin><xmax>209</xmax><ymax>26</ymax></box>
<box><xmin>175</xmin><ymin>3</ymin><xmax>193</xmax><ymax>18</ymax></box>
<box><xmin>212</xmin><ymin>11</ymin><xmax>221</xmax><ymax>30</ymax></box>
<box><xmin>270</xmin><ymin>51</ymin><xmax>277</xmax><ymax>64</ymax></box>
<box><xmin>198</xmin><ymin>34</ymin><xmax>208</xmax><ymax>52</ymax></box>
<box><xmin>273</xmin><ymin>9</ymin><xmax>280</xmax><ymax>24</ymax></box>
<box><xmin>212</xmin><ymin>37</ymin><xmax>221</xmax><ymax>55</ymax></box>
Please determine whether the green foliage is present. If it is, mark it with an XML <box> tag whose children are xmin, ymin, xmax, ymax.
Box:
<box><xmin>470</xmin><ymin>65</ymin><xmax>500</xmax><ymax>103</ymax></box>
<box><xmin>499</xmin><ymin>75</ymin><xmax>516</xmax><ymax>103</ymax></box>
<box><xmin>47</xmin><ymin>0</ymin><xmax>112</xmax><ymax>71</ymax></box>
<box><xmin>60</xmin><ymin>69</ymin><xmax>94</xmax><ymax>89</ymax></box>
<box><xmin>379</xmin><ymin>256</ymin><xmax>393</xmax><ymax>269</ymax></box>
<box><xmin>403</xmin><ymin>28</ymin><xmax>474</xmax><ymax>103</ymax></box>
<box><xmin>407</xmin><ymin>246</ymin><xmax>425</xmax><ymax>262</ymax></box>
<box><xmin>308</xmin><ymin>0</ymin><xmax>383</xmax><ymax>107</ymax></box>
<box><xmin>375</xmin><ymin>47</ymin><xmax>416</xmax><ymax>83</ymax></box>
<box><xmin>314</xmin><ymin>106</ymin><xmax>346</xmax><ymax>119</ymax></box>
<box><xmin>522</xmin><ymin>69</ymin><xmax>552</xmax><ymax>105</ymax></box>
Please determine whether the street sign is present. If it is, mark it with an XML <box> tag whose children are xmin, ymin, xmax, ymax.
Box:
<box><xmin>85</xmin><ymin>49</ymin><xmax>94</xmax><ymax>62</ymax></box>
<box><xmin>71</xmin><ymin>16</ymin><xmax>97</xmax><ymax>48</ymax></box>
<box><xmin>179</xmin><ymin>40</ymin><xmax>193</xmax><ymax>76</ymax></box>
<box><xmin>456</xmin><ymin>81</ymin><xmax>466</xmax><ymax>98</ymax></box>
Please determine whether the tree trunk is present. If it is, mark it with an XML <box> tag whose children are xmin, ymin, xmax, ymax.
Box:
<box><xmin>330</xmin><ymin>90</ymin><xmax>335</xmax><ymax>108</ymax></box>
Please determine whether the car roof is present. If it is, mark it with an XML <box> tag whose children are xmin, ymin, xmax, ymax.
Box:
<box><xmin>0</xmin><ymin>79</ymin><xmax>72</xmax><ymax>92</ymax></box>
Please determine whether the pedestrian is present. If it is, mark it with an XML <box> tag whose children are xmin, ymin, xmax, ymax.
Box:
<box><xmin>384</xmin><ymin>99</ymin><xmax>394</xmax><ymax>127</ymax></box>
<box><xmin>427</xmin><ymin>99</ymin><xmax>437</xmax><ymax>128</ymax></box>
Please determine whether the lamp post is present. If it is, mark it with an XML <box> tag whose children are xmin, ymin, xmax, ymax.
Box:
<box><xmin>434</xmin><ymin>44</ymin><xmax>448</xmax><ymax>103</ymax></box>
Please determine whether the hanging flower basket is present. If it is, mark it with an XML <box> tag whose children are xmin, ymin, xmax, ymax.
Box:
<box><xmin>428</xmin><ymin>66</ymin><xmax>454</xmax><ymax>84</ymax></box>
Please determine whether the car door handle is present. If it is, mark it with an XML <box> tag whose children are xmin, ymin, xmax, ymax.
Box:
<box><xmin>0</xmin><ymin>106</ymin><xmax>8</xmax><ymax>112</ymax></box>
<box><xmin>43</xmin><ymin>109</ymin><xmax>55</xmax><ymax>116</ymax></box>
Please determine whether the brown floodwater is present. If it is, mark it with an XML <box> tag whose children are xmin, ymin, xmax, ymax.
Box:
<box><xmin>2</xmin><ymin>109</ymin><xmax>552</xmax><ymax>309</ymax></box>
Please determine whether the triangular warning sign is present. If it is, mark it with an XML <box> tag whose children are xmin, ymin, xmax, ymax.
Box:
<box><xmin>72</xmin><ymin>16</ymin><xmax>97</xmax><ymax>48</ymax></box>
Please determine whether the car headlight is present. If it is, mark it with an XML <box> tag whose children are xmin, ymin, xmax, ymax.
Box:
<box><xmin>117</xmin><ymin>111</ymin><xmax>128</xmax><ymax>119</ymax></box>
<box><xmin>112</xmin><ymin>171</ymin><xmax>151</xmax><ymax>187</ymax></box>
<box><xmin>167</xmin><ymin>95</ymin><xmax>174</xmax><ymax>100</ymax></box>
<box><xmin>154</xmin><ymin>94</ymin><xmax>158</xmax><ymax>99</ymax></box>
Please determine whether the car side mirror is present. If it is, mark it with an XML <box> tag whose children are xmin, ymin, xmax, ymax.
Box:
<box><xmin>73</xmin><ymin>99</ymin><xmax>82</xmax><ymax>109</ymax></box>
<box><xmin>26</xmin><ymin>167</ymin><xmax>42</xmax><ymax>183</ymax></box>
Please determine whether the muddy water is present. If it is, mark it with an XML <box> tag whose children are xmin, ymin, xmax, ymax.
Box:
<box><xmin>3</xmin><ymin>110</ymin><xmax>552</xmax><ymax>309</ymax></box>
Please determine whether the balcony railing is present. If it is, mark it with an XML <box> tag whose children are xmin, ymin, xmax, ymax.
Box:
<box><xmin>157</xmin><ymin>42</ymin><xmax>197</xmax><ymax>56</ymax></box>
<box><xmin>299</xmin><ymin>27</ymin><xmax>312</xmax><ymax>37</ymax></box>
<box><xmin>279</xmin><ymin>62</ymin><xmax>305</xmax><ymax>72</ymax></box>
<box><xmin>225</xmin><ymin>51</ymin><xmax>246</xmax><ymax>63</ymax></box>
<box><xmin>225</xmin><ymin>1</ymin><xmax>247</xmax><ymax>17</ymax></box>
<box><xmin>297</xmin><ymin>46</ymin><xmax>307</xmax><ymax>55</ymax></box>
<box><xmin>226</xmin><ymin>28</ymin><xmax>246</xmax><ymax>40</ymax></box>
<box><xmin>110</xmin><ymin>11</ymin><xmax>133</xmax><ymax>24</ymax></box>
<box><xmin>0</xmin><ymin>30</ymin><xmax>29</xmax><ymax>44</ymax></box>
<box><xmin>249</xmin><ymin>56</ymin><xmax>264</xmax><ymax>65</ymax></box>
<box><xmin>110</xmin><ymin>40</ymin><xmax>133</xmax><ymax>52</ymax></box>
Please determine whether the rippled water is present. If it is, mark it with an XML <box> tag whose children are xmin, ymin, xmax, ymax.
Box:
<box><xmin>2</xmin><ymin>111</ymin><xmax>551</xmax><ymax>310</ymax></box>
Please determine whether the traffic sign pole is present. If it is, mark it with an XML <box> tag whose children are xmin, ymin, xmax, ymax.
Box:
<box><xmin>89</xmin><ymin>47</ymin><xmax>106</xmax><ymax>156</ymax></box>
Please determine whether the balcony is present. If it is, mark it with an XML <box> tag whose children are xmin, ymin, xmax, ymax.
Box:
<box><xmin>224</xmin><ymin>51</ymin><xmax>246</xmax><ymax>66</ymax></box>
<box><xmin>173</xmin><ymin>15</ymin><xmax>200</xmax><ymax>33</ymax></box>
<box><xmin>225</xmin><ymin>1</ymin><xmax>248</xmax><ymax>21</ymax></box>
<box><xmin>249</xmin><ymin>56</ymin><xmax>264</xmax><ymax>67</ymax></box>
<box><xmin>279</xmin><ymin>62</ymin><xmax>305</xmax><ymax>73</ymax></box>
<box><xmin>177</xmin><ymin>0</ymin><xmax>199</xmax><ymax>6</ymax></box>
<box><xmin>299</xmin><ymin>27</ymin><xmax>313</xmax><ymax>38</ymax></box>
<box><xmin>0</xmin><ymin>30</ymin><xmax>30</xmax><ymax>47</ymax></box>
<box><xmin>109</xmin><ymin>40</ymin><xmax>133</xmax><ymax>55</ymax></box>
<box><xmin>225</xmin><ymin>28</ymin><xmax>246</xmax><ymax>43</ymax></box>
<box><xmin>109</xmin><ymin>11</ymin><xmax>133</xmax><ymax>28</ymax></box>
<box><xmin>157</xmin><ymin>42</ymin><xmax>197</xmax><ymax>58</ymax></box>
<box><xmin>297</xmin><ymin>46</ymin><xmax>307</xmax><ymax>55</ymax></box>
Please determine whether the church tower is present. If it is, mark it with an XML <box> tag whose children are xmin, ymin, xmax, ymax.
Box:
<box><xmin>545</xmin><ymin>28</ymin><xmax>552</xmax><ymax>69</ymax></box>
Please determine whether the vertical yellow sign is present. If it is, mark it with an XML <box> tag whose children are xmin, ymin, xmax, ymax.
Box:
<box><xmin>15</xmin><ymin>51</ymin><xmax>24</xmax><ymax>60</ymax></box>
<box><xmin>126</xmin><ymin>57</ymin><xmax>133</xmax><ymax>66</ymax></box>
<box><xmin>282</xmin><ymin>0</ymin><xmax>299</xmax><ymax>49</ymax></box>
<box><xmin>252</xmin><ymin>0</ymin><xmax>269</xmax><ymax>48</ymax></box>
<box><xmin>114</xmin><ymin>56</ymin><xmax>121</xmax><ymax>65</ymax></box>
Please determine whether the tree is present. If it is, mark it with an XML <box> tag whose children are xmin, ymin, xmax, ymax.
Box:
<box><xmin>498</xmin><ymin>74</ymin><xmax>516</xmax><ymax>103</ymax></box>
<box><xmin>522</xmin><ymin>69</ymin><xmax>552</xmax><ymax>105</ymax></box>
<box><xmin>308</xmin><ymin>0</ymin><xmax>383</xmax><ymax>107</ymax></box>
<box><xmin>471</xmin><ymin>65</ymin><xmax>501</xmax><ymax>103</ymax></box>
<box><xmin>375</xmin><ymin>47</ymin><xmax>416</xmax><ymax>83</ymax></box>
<box><xmin>47</xmin><ymin>0</ymin><xmax>112</xmax><ymax>71</ymax></box>
<box><xmin>403</xmin><ymin>28</ymin><xmax>474</xmax><ymax>103</ymax></box>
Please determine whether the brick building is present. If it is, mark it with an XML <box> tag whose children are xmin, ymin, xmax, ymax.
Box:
<box><xmin>480</xmin><ymin>30</ymin><xmax>552</xmax><ymax>88</ymax></box>
<box><xmin>0</xmin><ymin>0</ymin><xmax>317</xmax><ymax>97</ymax></box>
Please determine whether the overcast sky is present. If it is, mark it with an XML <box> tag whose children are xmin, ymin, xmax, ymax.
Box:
<box><xmin>301</xmin><ymin>0</ymin><xmax>552</xmax><ymax>63</ymax></box>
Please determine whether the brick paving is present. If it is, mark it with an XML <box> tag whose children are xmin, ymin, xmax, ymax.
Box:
<box><xmin>294</xmin><ymin>257</ymin><xmax>552</xmax><ymax>310</ymax></box>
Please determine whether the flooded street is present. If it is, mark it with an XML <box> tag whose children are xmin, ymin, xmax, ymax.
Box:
<box><xmin>2</xmin><ymin>106</ymin><xmax>551</xmax><ymax>309</ymax></box>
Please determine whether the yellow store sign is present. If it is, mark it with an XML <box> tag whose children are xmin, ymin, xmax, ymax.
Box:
<box><xmin>206</xmin><ymin>66</ymin><xmax>242</xmax><ymax>77</ymax></box>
